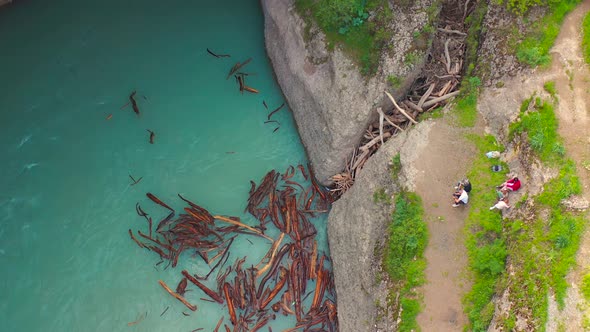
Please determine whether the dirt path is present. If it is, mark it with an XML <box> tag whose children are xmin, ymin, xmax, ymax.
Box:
<box><xmin>414</xmin><ymin>118</ymin><xmax>476</xmax><ymax>331</ymax></box>
<box><xmin>544</xmin><ymin>0</ymin><xmax>590</xmax><ymax>330</ymax></box>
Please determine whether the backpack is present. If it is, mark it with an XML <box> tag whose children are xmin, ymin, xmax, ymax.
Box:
<box><xmin>462</xmin><ymin>179</ymin><xmax>472</xmax><ymax>193</ymax></box>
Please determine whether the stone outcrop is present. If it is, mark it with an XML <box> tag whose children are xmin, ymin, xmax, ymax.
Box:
<box><xmin>261</xmin><ymin>0</ymin><xmax>434</xmax><ymax>185</ymax></box>
<box><xmin>328</xmin><ymin>121</ymin><xmax>433</xmax><ymax>331</ymax></box>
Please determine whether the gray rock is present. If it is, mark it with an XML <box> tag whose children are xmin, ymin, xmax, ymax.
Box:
<box><xmin>560</xmin><ymin>195</ymin><xmax>589</xmax><ymax>211</ymax></box>
<box><xmin>328</xmin><ymin>122</ymin><xmax>433</xmax><ymax>332</ymax></box>
<box><xmin>261</xmin><ymin>0</ymin><xmax>433</xmax><ymax>185</ymax></box>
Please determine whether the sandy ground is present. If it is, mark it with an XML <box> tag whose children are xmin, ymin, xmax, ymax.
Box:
<box><xmin>414</xmin><ymin>118</ymin><xmax>476</xmax><ymax>331</ymax></box>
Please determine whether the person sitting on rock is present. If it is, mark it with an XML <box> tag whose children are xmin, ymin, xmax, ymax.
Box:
<box><xmin>498</xmin><ymin>175</ymin><xmax>521</xmax><ymax>192</ymax></box>
<box><xmin>452</xmin><ymin>188</ymin><xmax>469</xmax><ymax>207</ymax></box>
<box><xmin>490</xmin><ymin>197</ymin><xmax>510</xmax><ymax>211</ymax></box>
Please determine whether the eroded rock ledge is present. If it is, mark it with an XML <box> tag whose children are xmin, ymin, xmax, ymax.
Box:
<box><xmin>261</xmin><ymin>0</ymin><xmax>434</xmax><ymax>185</ymax></box>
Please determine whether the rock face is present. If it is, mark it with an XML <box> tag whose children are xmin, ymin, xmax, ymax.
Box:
<box><xmin>261</xmin><ymin>0</ymin><xmax>433</xmax><ymax>185</ymax></box>
<box><xmin>477</xmin><ymin>2</ymin><xmax>545</xmax><ymax>86</ymax></box>
<box><xmin>328</xmin><ymin>122</ymin><xmax>433</xmax><ymax>332</ymax></box>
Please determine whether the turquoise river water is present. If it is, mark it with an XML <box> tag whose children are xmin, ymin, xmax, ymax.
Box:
<box><xmin>0</xmin><ymin>1</ymin><xmax>332</xmax><ymax>331</ymax></box>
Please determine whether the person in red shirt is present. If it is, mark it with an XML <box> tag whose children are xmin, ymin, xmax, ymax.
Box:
<box><xmin>498</xmin><ymin>175</ymin><xmax>521</xmax><ymax>192</ymax></box>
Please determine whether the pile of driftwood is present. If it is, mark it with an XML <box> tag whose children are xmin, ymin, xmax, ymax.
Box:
<box><xmin>330</xmin><ymin>2</ymin><xmax>470</xmax><ymax>197</ymax></box>
<box><xmin>129</xmin><ymin>163</ymin><xmax>336</xmax><ymax>331</ymax></box>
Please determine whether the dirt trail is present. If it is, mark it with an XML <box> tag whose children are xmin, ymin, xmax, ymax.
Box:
<box><xmin>414</xmin><ymin>119</ymin><xmax>476</xmax><ymax>331</ymax></box>
<box><xmin>545</xmin><ymin>0</ymin><xmax>590</xmax><ymax>330</ymax></box>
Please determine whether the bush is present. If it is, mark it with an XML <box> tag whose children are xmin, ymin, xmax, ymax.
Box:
<box><xmin>474</xmin><ymin>239</ymin><xmax>507</xmax><ymax>276</ymax></box>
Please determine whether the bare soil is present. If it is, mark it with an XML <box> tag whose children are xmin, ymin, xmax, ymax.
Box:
<box><xmin>414</xmin><ymin>118</ymin><xmax>477</xmax><ymax>331</ymax></box>
<box><xmin>545</xmin><ymin>0</ymin><xmax>590</xmax><ymax>330</ymax></box>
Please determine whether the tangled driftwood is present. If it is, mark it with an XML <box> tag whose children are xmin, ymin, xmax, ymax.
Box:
<box><xmin>329</xmin><ymin>1</ymin><xmax>473</xmax><ymax>198</ymax></box>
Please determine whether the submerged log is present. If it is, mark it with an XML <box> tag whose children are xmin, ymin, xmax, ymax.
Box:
<box><xmin>182</xmin><ymin>270</ymin><xmax>224</xmax><ymax>304</ymax></box>
<box><xmin>158</xmin><ymin>280</ymin><xmax>197</xmax><ymax>311</ymax></box>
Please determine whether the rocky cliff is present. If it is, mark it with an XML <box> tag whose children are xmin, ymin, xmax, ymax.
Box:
<box><xmin>261</xmin><ymin>0</ymin><xmax>434</xmax><ymax>185</ymax></box>
<box><xmin>327</xmin><ymin>121</ymin><xmax>433</xmax><ymax>331</ymax></box>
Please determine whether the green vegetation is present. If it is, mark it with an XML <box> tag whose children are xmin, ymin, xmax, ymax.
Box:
<box><xmin>463</xmin><ymin>134</ymin><xmax>509</xmax><ymax>331</ymax></box>
<box><xmin>373</xmin><ymin>187</ymin><xmax>391</xmax><ymax>204</ymax></box>
<box><xmin>581</xmin><ymin>272</ymin><xmax>590</xmax><ymax>301</ymax></box>
<box><xmin>509</xmin><ymin>97</ymin><xmax>562</xmax><ymax>162</ymax></box>
<box><xmin>388</xmin><ymin>75</ymin><xmax>403</xmax><ymax>89</ymax></box>
<box><xmin>452</xmin><ymin>0</ymin><xmax>487</xmax><ymax>127</ymax></box>
<box><xmin>411</xmin><ymin>1</ymin><xmax>440</xmax><ymax>52</ymax></box>
<box><xmin>504</xmin><ymin>0</ymin><xmax>582</xmax><ymax>67</ymax></box>
<box><xmin>295</xmin><ymin>1</ymin><xmax>441</xmax><ymax>76</ymax></box>
<box><xmin>295</xmin><ymin>0</ymin><xmax>396</xmax><ymax>75</ymax></box>
<box><xmin>404</xmin><ymin>50</ymin><xmax>422</xmax><ymax>67</ymax></box>
<box><xmin>383</xmin><ymin>192</ymin><xmax>428</xmax><ymax>332</ymax></box>
<box><xmin>464</xmin><ymin>96</ymin><xmax>585</xmax><ymax>330</ymax></box>
<box><xmin>583</xmin><ymin>12</ymin><xmax>590</xmax><ymax>64</ymax></box>
<box><xmin>543</xmin><ymin>80</ymin><xmax>557</xmax><ymax>99</ymax></box>
<box><xmin>464</xmin><ymin>0</ymin><xmax>489</xmax><ymax>77</ymax></box>
<box><xmin>390</xmin><ymin>153</ymin><xmax>402</xmax><ymax>180</ymax></box>
<box><xmin>454</xmin><ymin>76</ymin><xmax>481</xmax><ymax>127</ymax></box>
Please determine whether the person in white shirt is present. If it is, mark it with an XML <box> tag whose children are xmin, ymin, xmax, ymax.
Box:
<box><xmin>490</xmin><ymin>198</ymin><xmax>510</xmax><ymax>211</ymax></box>
<box><xmin>452</xmin><ymin>189</ymin><xmax>469</xmax><ymax>207</ymax></box>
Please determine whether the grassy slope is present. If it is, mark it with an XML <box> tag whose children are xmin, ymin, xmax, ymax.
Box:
<box><xmin>515</xmin><ymin>0</ymin><xmax>582</xmax><ymax>67</ymax></box>
<box><xmin>383</xmin><ymin>191</ymin><xmax>428</xmax><ymax>332</ymax></box>
<box><xmin>461</xmin><ymin>95</ymin><xmax>584</xmax><ymax>331</ymax></box>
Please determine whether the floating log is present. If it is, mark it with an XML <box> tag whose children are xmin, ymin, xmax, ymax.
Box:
<box><xmin>146</xmin><ymin>193</ymin><xmax>174</xmax><ymax>212</ymax></box>
<box><xmin>243</xmin><ymin>86</ymin><xmax>259</xmax><ymax>94</ymax></box>
<box><xmin>158</xmin><ymin>280</ymin><xmax>197</xmax><ymax>311</ymax></box>
<box><xmin>223</xmin><ymin>283</ymin><xmax>237</xmax><ymax>325</ymax></box>
<box><xmin>214</xmin><ymin>215</ymin><xmax>272</xmax><ymax>241</ymax></box>
<box><xmin>182</xmin><ymin>270</ymin><xmax>224</xmax><ymax>304</ymax></box>
<box><xmin>256</xmin><ymin>233</ymin><xmax>285</xmax><ymax>277</ymax></box>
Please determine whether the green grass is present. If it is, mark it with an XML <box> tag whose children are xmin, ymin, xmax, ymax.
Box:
<box><xmin>543</xmin><ymin>80</ymin><xmax>557</xmax><ymax>99</ymax></box>
<box><xmin>404</xmin><ymin>50</ymin><xmax>422</xmax><ymax>67</ymax></box>
<box><xmin>454</xmin><ymin>76</ymin><xmax>481</xmax><ymax>127</ymax></box>
<box><xmin>583</xmin><ymin>12</ymin><xmax>590</xmax><ymax>64</ymax></box>
<box><xmin>295</xmin><ymin>0</ymin><xmax>396</xmax><ymax>75</ymax></box>
<box><xmin>388</xmin><ymin>75</ymin><xmax>403</xmax><ymax>88</ymax></box>
<box><xmin>513</xmin><ymin>0</ymin><xmax>582</xmax><ymax>67</ymax></box>
<box><xmin>463</xmin><ymin>134</ymin><xmax>509</xmax><ymax>332</ymax></box>
<box><xmin>581</xmin><ymin>273</ymin><xmax>590</xmax><ymax>301</ymax></box>
<box><xmin>383</xmin><ymin>192</ymin><xmax>428</xmax><ymax>331</ymax></box>
<box><xmin>509</xmin><ymin>98</ymin><xmax>563</xmax><ymax>163</ymax></box>
<box><xmin>295</xmin><ymin>1</ymin><xmax>440</xmax><ymax>76</ymax></box>
<box><xmin>463</xmin><ymin>96</ymin><xmax>586</xmax><ymax>330</ymax></box>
